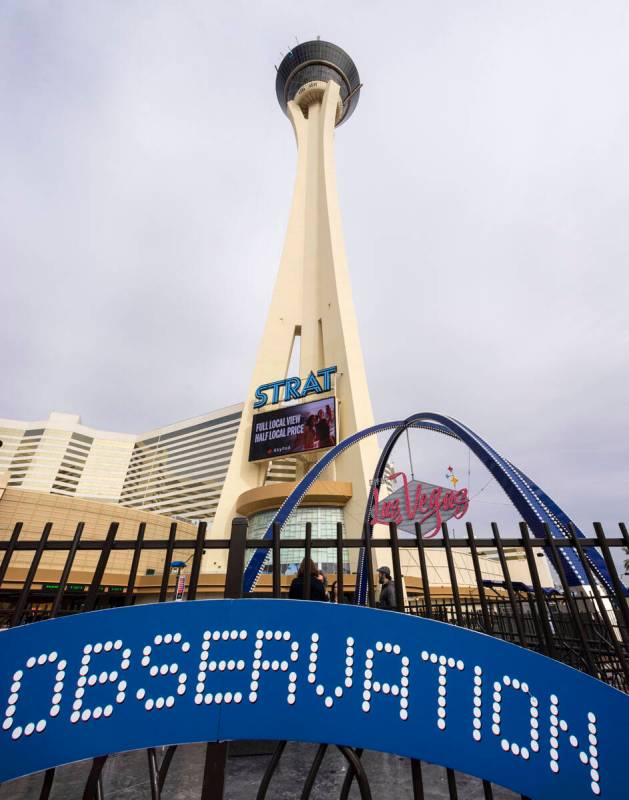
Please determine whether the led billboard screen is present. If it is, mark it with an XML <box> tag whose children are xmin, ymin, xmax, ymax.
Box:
<box><xmin>248</xmin><ymin>397</ymin><xmax>336</xmax><ymax>462</ymax></box>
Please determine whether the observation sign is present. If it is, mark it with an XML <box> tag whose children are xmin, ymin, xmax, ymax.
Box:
<box><xmin>1</xmin><ymin>600</ymin><xmax>626</xmax><ymax>798</ymax></box>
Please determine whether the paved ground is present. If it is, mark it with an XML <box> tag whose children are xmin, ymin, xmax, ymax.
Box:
<box><xmin>1</xmin><ymin>742</ymin><xmax>519</xmax><ymax>799</ymax></box>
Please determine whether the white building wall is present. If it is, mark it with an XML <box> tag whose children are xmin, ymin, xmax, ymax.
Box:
<box><xmin>0</xmin><ymin>407</ymin><xmax>243</xmax><ymax>523</ymax></box>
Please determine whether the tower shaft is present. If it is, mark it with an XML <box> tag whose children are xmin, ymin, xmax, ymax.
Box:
<box><xmin>209</xmin><ymin>80</ymin><xmax>379</xmax><ymax>559</ymax></box>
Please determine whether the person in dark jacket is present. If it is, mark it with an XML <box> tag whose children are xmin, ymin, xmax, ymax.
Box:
<box><xmin>377</xmin><ymin>566</ymin><xmax>397</xmax><ymax>610</ymax></box>
<box><xmin>289</xmin><ymin>558</ymin><xmax>328</xmax><ymax>601</ymax></box>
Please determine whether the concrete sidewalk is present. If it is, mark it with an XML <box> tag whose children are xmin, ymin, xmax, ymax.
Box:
<box><xmin>1</xmin><ymin>742</ymin><xmax>519</xmax><ymax>799</ymax></box>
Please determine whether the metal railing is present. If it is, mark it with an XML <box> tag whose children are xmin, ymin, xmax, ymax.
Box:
<box><xmin>0</xmin><ymin>516</ymin><xmax>628</xmax><ymax>799</ymax></box>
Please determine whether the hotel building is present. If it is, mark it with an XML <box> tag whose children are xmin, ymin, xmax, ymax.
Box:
<box><xmin>0</xmin><ymin>408</ymin><xmax>243</xmax><ymax>524</ymax></box>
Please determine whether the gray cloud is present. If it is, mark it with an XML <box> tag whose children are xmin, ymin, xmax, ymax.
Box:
<box><xmin>1</xmin><ymin>1</ymin><xmax>627</xmax><ymax>532</ymax></box>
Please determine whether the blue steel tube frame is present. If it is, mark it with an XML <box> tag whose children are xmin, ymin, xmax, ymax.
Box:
<box><xmin>242</xmin><ymin>413</ymin><xmax>616</xmax><ymax>601</ymax></box>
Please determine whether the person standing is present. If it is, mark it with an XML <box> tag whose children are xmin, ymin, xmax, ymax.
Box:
<box><xmin>315</xmin><ymin>409</ymin><xmax>333</xmax><ymax>448</ymax></box>
<box><xmin>303</xmin><ymin>415</ymin><xmax>317</xmax><ymax>450</ymax></box>
<box><xmin>377</xmin><ymin>566</ymin><xmax>397</xmax><ymax>610</ymax></box>
<box><xmin>289</xmin><ymin>558</ymin><xmax>328</xmax><ymax>601</ymax></box>
<box><xmin>329</xmin><ymin>580</ymin><xmax>339</xmax><ymax>603</ymax></box>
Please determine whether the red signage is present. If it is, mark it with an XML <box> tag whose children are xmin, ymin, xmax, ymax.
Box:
<box><xmin>371</xmin><ymin>471</ymin><xmax>469</xmax><ymax>538</ymax></box>
<box><xmin>175</xmin><ymin>574</ymin><xmax>186</xmax><ymax>601</ymax></box>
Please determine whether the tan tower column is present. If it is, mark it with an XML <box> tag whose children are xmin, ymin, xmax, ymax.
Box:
<box><xmin>207</xmin><ymin>77</ymin><xmax>379</xmax><ymax>568</ymax></box>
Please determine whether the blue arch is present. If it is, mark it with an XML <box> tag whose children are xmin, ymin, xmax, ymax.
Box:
<box><xmin>242</xmin><ymin>413</ymin><xmax>615</xmax><ymax>598</ymax></box>
<box><xmin>354</xmin><ymin>413</ymin><xmax>615</xmax><ymax>604</ymax></box>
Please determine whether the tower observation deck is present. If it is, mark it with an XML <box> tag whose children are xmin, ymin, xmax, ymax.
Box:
<box><xmin>275</xmin><ymin>40</ymin><xmax>361</xmax><ymax>125</ymax></box>
<box><xmin>208</xmin><ymin>40</ymin><xmax>378</xmax><ymax>570</ymax></box>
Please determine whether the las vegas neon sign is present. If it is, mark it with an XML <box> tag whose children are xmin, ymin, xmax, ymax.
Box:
<box><xmin>371</xmin><ymin>471</ymin><xmax>469</xmax><ymax>537</ymax></box>
<box><xmin>254</xmin><ymin>366</ymin><xmax>337</xmax><ymax>409</ymax></box>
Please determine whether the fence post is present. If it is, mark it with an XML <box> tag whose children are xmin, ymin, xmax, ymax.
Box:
<box><xmin>362</xmin><ymin>523</ymin><xmax>376</xmax><ymax>608</ymax></box>
<box><xmin>84</xmin><ymin>522</ymin><xmax>119</xmax><ymax>612</ymax></box>
<box><xmin>544</xmin><ymin>524</ymin><xmax>597</xmax><ymax>675</ymax></box>
<box><xmin>224</xmin><ymin>518</ymin><xmax>247</xmax><ymax>599</ymax></box>
<box><xmin>336</xmin><ymin>522</ymin><xmax>344</xmax><ymax>603</ymax></box>
<box><xmin>272</xmin><ymin>522</ymin><xmax>281</xmax><ymax>598</ymax></box>
<box><xmin>187</xmin><ymin>522</ymin><xmax>207</xmax><ymax>601</ymax></box>
<box><xmin>158</xmin><ymin>523</ymin><xmax>178</xmax><ymax>603</ymax></box>
<box><xmin>0</xmin><ymin>522</ymin><xmax>22</xmax><ymax>587</ymax></box>
<box><xmin>566</xmin><ymin>523</ymin><xmax>629</xmax><ymax>684</ymax></box>
<box><xmin>125</xmin><ymin>522</ymin><xmax>146</xmax><ymax>606</ymax></box>
<box><xmin>200</xmin><ymin>518</ymin><xmax>248</xmax><ymax>800</ymax></box>
<box><xmin>389</xmin><ymin>522</ymin><xmax>405</xmax><ymax>612</ymax></box>
<box><xmin>11</xmin><ymin>522</ymin><xmax>53</xmax><ymax>627</ymax></box>
<box><xmin>414</xmin><ymin>523</ymin><xmax>432</xmax><ymax>618</ymax></box>
<box><xmin>491</xmin><ymin>523</ymin><xmax>527</xmax><ymax>647</ymax></box>
<box><xmin>303</xmin><ymin>522</ymin><xmax>312</xmax><ymax>600</ymax></box>
<box><xmin>519</xmin><ymin>522</ymin><xmax>556</xmax><ymax>658</ymax></box>
<box><xmin>465</xmin><ymin>522</ymin><xmax>491</xmax><ymax>633</ymax></box>
<box><xmin>441</xmin><ymin>524</ymin><xmax>464</xmax><ymax>626</ymax></box>
<box><xmin>593</xmin><ymin>522</ymin><xmax>629</xmax><ymax>637</ymax></box>
<box><xmin>51</xmin><ymin>522</ymin><xmax>85</xmax><ymax>618</ymax></box>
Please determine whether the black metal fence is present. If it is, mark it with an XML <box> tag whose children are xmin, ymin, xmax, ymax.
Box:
<box><xmin>0</xmin><ymin>517</ymin><xmax>628</xmax><ymax>799</ymax></box>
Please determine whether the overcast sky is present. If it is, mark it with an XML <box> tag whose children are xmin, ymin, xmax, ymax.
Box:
<box><xmin>1</xmin><ymin>1</ymin><xmax>627</xmax><ymax>532</ymax></box>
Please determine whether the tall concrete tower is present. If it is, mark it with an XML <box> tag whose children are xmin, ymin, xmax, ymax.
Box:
<box><xmin>208</xmin><ymin>41</ymin><xmax>379</xmax><ymax>568</ymax></box>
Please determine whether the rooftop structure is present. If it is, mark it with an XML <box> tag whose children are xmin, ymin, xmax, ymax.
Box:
<box><xmin>275</xmin><ymin>39</ymin><xmax>361</xmax><ymax>124</ymax></box>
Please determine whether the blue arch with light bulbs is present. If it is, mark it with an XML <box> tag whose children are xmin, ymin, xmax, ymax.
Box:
<box><xmin>242</xmin><ymin>413</ymin><xmax>616</xmax><ymax>600</ymax></box>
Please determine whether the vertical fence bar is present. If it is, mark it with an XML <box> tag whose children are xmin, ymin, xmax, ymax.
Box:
<box><xmin>301</xmin><ymin>744</ymin><xmax>328</xmax><ymax>797</ymax></box>
<box><xmin>303</xmin><ymin>522</ymin><xmax>312</xmax><ymax>600</ymax></box>
<box><xmin>618</xmin><ymin>521</ymin><xmax>629</xmax><ymax>551</ymax></box>
<box><xmin>84</xmin><ymin>522</ymin><xmax>119</xmax><ymax>612</ymax></box>
<box><xmin>150</xmin><ymin>524</ymin><xmax>185</xmax><ymax>796</ymax></box>
<box><xmin>593</xmin><ymin>522</ymin><xmax>629</xmax><ymax>635</ymax></box>
<box><xmin>410</xmin><ymin>758</ymin><xmax>425</xmax><ymax>800</ymax></box>
<box><xmin>50</xmin><ymin>522</ymin><xmax>85</xmax><ymax>618</ymax></box>
<box><xmin>0</xmin><ymin>522</ymin><xmax>23</xmax><ymax>587</ymax></box>
<box><xmin>465</xmin><ymin>523</ymin><xmax>491</xmax><ymax>633</ymax></box>
<box><xmin>441</xmin><ymin>524</ymin><xmax>464</xmax><ymax>625</ymax></box>
<box><xmin>200</xmin><ymin>519</ymin><xmax>248</xmax><ymax>800</ymax></box>
<box><xmin>147</xmin><ymin>748</ymin><xmax>160</xmax><ymax>800</ymax></box>
<box><xmin>491</xmin><ymin>523</ymin><xmax>527</xmax><ymax>647</ymax></box>
<box><xmin>124</xmin><ymin>522</ymin><xmax>145</xmax><ymax>606</ymax></box>
<box><xmin>362</xmin><ymin>523</ymin><xmax>376</xmax><ymax>608</ymax></box>
<box><xmin>82</xmin><ymin>753</ymin><xmax>108</xmax><ymax>800</ymax></box>
<box><xmin>187</xmin><ymin>521</ymin><xmax>207</xmax><ymax>601</ymax></box>
<box><xmin>158</xmin><ymin>746</ymin><xmax>177</xmax><ymax>793</ymax></box>
<box><xmin>446</xmin><ymin>767</ymin><xmax>458</xmax><ymax>800</ymax></box>
<box><xmin>11</xmin><ymin>522</ymin><xmax>53</xmax><ymax>627</ymax></box>
<box><xmin>158</xmin><ymin>523</ymin><xmax>178</xmax><ymax>603</ymax></box>
<box><xmin>68</xmin><ymin>521</ymin><xmax>115</xmax><ymax>800</ymax></box>
<box><xmin>336</xmin><ymin>522</ymin><xmax>344</xmax><ymax>603</ymax></box>
<box><xmin>192</xmin><ymin>524</ymin><xmax>217</xmax><ymax>798</ymax></box>
<box><xmin>567</xmin><ymin>523</ymin><xmax>629</xmax><ymax>679</ymax></box>
<box><xmin>200</xmin><ymin>741</ymin><xmax>228</xmax><ymax>800</ymax></box>
<box><xmin>544</xmin><ymin>524</ymin><xmax>597</xmax><ymax>675</ymax></box>
<box><xmin>224</xmin><ymin>518</ymin><xmax>247</xmax><ymax>599</ymax></box>
<box><xmin>272</xmin><ymin>522</ymin><xmax>281</xmax><ymax>598</ymax></box>
<box><xmin>519</xmin><ymin>523</ymin><xmax>556</xmax><ymax>658</ymax></box>
<box><xmin>34</xmin><ymin>530</ymin><xmax>75</xmax><ymax>800</ymax></box>
<box><xmin>39</xmin><ymin>767</ymin><xmax>56</xmax><ymax>800</ymax></box>
<box><xmin>414</xmin><ymin>523</ymin><xmax>432</xmax><ymax>617</ymax></box>
<box><xmin>389</xmin><ymin>522</ymin><xmax>405</xmax><ymax>612</ymax></box>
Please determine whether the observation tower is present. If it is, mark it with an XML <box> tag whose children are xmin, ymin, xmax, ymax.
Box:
<box><xmin>208</xmin><ymin>40</ymin><xmax>379</xmax><ymax>569</ymax></box>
